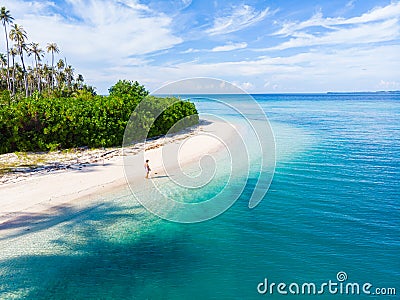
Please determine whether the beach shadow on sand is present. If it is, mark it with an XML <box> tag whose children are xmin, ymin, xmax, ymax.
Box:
<box><xmin>0</xmin><ymin>199</ymin><xmax>144</xmax><ymax>242</ymax></box>
<box><xmin>0</xmin><ymin>184</ymin><xmax>202</xmax><ymax>299</ymax></box>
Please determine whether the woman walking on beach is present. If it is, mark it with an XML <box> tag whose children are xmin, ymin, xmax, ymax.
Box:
<box><xmin>144</xmin><ymin>160</ymin><xmax>151</xmax><ymax>179</ymax></box>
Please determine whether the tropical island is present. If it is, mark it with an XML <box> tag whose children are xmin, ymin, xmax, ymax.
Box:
<box><xmin>0</xmin><ymin>6</ymin><xmax>200</xmax><ymax>176</ymax></box>
<box><xmin>0</xmin><ymin>6</ymin><xmax>239</xmax><ymax>239</ymax></box>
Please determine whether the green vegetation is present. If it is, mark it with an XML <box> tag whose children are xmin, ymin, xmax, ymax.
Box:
<box><xmin>0</xmin><ymin>6</ymin><xmax>199</xmax><ymax>155</ymax></box>
<box><xmin>0</xmin><ymin>80</ymin><xmax>199</xmax><ymax>154</ymax></box>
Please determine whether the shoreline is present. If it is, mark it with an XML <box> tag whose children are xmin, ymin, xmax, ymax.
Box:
<box><xmin>0</xmin><ymin>119</ymin><xmax>209</xmax><ymax>185</ymax></box>
<box><xmin>0</xmin><ymin>119</ymin><xmax>236</xmax><ymax>238</ymax></box>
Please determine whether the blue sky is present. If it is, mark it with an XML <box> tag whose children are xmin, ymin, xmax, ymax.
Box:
<box><xmin>1</xmin><ymin>0</ymin><xmax>399</xmax><ymax>94</ymax></box>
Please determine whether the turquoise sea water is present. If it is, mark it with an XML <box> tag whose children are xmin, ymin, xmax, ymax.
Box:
<box><xmin>0</xmin><ymin>94</ymin><xmax>399</xmax><ymax>299</ymax></box>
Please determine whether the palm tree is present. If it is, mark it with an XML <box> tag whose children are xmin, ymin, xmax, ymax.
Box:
<box><xmin>56</xmin><ymin>58</ymin><xmax>65</xmax><ymax>70</ymax></box>
<box><xmin>28</xmin><ymin>42</ymin><xmax>44</xmax><ymax>92</ymax></box>
<box><xmin>46</xmin><ymin>42</ymin><xmax>59</xmax><ymax>90</ymax></box>
<box><xmin>14</xmin><ymin>63</ymin><xmax>23</xmax><ymax>91</ymax></box>
<box><xmin>0</xmin><ymin>53</ymin><xmax>6</xmax><ymax>68</ymax></box>
<box><xmin>0</xmin><ymin>53</ymin><xmax>6</xmax><ymax>67</ymax></box>
<box><xmin>9</xmin><ymin>46</ymin><xmax>17</xmax><ymax>94</ymax></box>
<box><xmin>42</xmin><ymin>64</ymin><xmax>51</xmax><ymax>90</ymax></box>
<box><xmin>0</xmin><ymin>53</ymin><xmax>6</xmax><ymax>88</ymax></box>
<box><xmin>9</xmin><ymin>23</ymin><xmax>28</xmax><ymax>97</ymax></box>
<box><xmin>64</xmin><ymin>65</ymin><xmax>74</xmax><ymax>89</ymax></box>
<box><xmin>0</xmin><ymin>6</ymin><xmax>14</xmax><ymax>92</ymax></box>
<box><xmin>76</xmin><ymin>74</ymin><xmax>84</xmax><ymax>89</ymax></box>
<box><xmin>56</xmin><ymin>58</ymin><xmax>65</xmax><ymax>88</ymax></box>
<box><xmin>27</xmin><ymin>65</ymin><xmax>34</xmax><ymax>95</ymax></box>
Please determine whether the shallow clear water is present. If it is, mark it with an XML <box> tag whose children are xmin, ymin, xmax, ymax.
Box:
<box><xmin>1</xmin><ymin>94</ymin><xmax>399</xmax><ymax>299</ymax></box>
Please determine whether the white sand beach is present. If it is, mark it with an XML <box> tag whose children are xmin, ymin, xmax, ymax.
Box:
<box><xmin>0</xmin><ymin>119</ymin><xmax>237</xmax><ymax>237</ymax></box>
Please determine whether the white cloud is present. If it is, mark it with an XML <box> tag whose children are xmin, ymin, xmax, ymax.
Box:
<box><xmin>264</xmin><ymin>2</ymin><xmax>400</xmax><ymax>51</ymax></box>
<box><xmin>181</xmin><ymin>42</ymin><xmax>248</xmax><ymax>53</ymax></box>
<box><xmin>2</xmin><ymin>0</ymin><xmax>399</xmax><ymax>94</ymax></box>
<box><xmin>206</xmin><ymin>4</ymin><xmax>271</xmax><ymax>36</ymax></box>
<box><xmin>2</xmin><ymin>0</ymin><xmax>56</xmax><ymax>15</ymax></box>
<box><xmin>268</xmin><ymin>18</ymin><xmax>400</xmax><ymax>50</ymax></box>
<box><xmin>1</xmin><ymin>0</ymin><xmax>182</xmax><ymax>86</ymax></box>
<box><xmin>232</xmin><ymin>81</ymin><xmax>254</xmax><ymax>91</ymax></box>
<box><xmin>263</xmin><ymin>81</ymin><xmax>278</xmax><ymax>90</ymax></box>
<box><xmin>378</xmin><ymin>80</ymin><xmax>400</xmax><ymax>90</ymax></box>
<box><xmin>241</xmin><ymin>81</ymin><xmax>254</xmax><ymax>90</ymax></box>
<box><xmin>68</xmin><ymin>41</ymin><xmax>400</xmax><ymax>93</ymax></box>
<box><xmin>181</xmin><ymin>0</ymin><xmax>192</xmax><ymax>8</ymax></box>
<box><xmin>274</xmin><ymin>1</ymin><xmax>400</xmax><ymax>36</ymax></box>
<box><xmin>343</xmin><ymin>1</ymin><xmax>400</xmax><ymax>24</ymax></box>
<box><xmin>112</xmin><ymin>44</ymin><xmax>400</xmax><ymax>93</ymax></box>
<box><xmin>346</xmin><ymin>0</ymin><xmax>355</xmax><ymax>9</ymax></box>
<box><xmin>211</xmin><ymin>42</ymin><xmax>247</xmax><ymax>52</ymax></box>
<box><xmin>117</xmin><ymin>0</ymin><xmax>153</xmax><ymax>12</ymax></box>
<box><xmin>180</xmin><ymin>48</ymin><xmax>200</xmax><ymax>54</ymax></box>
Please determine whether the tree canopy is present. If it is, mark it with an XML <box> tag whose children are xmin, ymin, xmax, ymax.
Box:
<box><xmin>0</xmin><ymin>80</ymin><xmax>199</xmax><ymax>154</ymax></box>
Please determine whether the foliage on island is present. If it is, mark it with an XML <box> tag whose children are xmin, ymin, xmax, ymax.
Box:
<box><xmin>0</xmin><ymin>80</ymin><xmax>199</xmax><ymax>154</ymax></box>
<box><xmin>0</xmin><ymin>7</ymin><xmax>199</xmax><ymax>154</ymax></box>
